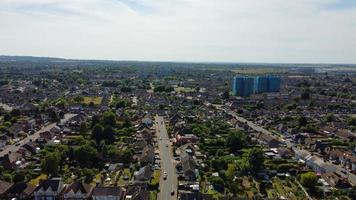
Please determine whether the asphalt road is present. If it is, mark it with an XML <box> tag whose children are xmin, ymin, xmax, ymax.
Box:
<box><xmin>155</xmin><ymin>115</ymin><xmax>177</xmax><ymax>200</ymax></box>
<box><xmin>0</xmin><ymin>113</ymin><xmax>77</xmax><ymax>157</ymax></box>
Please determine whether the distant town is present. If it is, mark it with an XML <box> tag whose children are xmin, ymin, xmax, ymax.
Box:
<box><xmin>0</xmin><ymin>56</ymin><xmax>355</xmax><ymax>200</ymax></box>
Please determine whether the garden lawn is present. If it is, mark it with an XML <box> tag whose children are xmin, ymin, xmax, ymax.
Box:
<box><xmin>29</xmin><ymin>174</ymin><xmax>47</xmax><ymax>186</ymax></box>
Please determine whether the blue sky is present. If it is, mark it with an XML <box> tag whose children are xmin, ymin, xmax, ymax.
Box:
<box><xmin>0</xmin><ymin>0</ymin><xmax>355</xmax><ymax>63</ymax></box>
<box><xmin>327</xmin><ymin>0</ymin><xmax>356</xmax><ymax>9</ymax></box>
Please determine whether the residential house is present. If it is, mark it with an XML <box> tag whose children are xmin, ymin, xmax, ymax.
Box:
<box><xmin>136</xmin><ymin>144</ymin><xmax>154</xmax><ymax>165</ymax></box>
<box><xmin>177</xmin><ymin>155</ymin><xmax>197</xmax><ymax>181</ymax></box>
<box><xmin>295</xmin><ymin>149</ymin><xmax>337</xmax><ymax>174</ymax></box>
<box><xmin>0</xmin><ymin>180</ymin><xmax>13</xmax><ymax>199</ymax></box>
<box><xmin>255</xmin><ymin>132</ymin><xmax>280</xmax><ymax>148</ymax></box>
<box><xmin>92</xmin><ymin>186</ymin><xmax>125</xmax><ymax>200</ymax></box>
<box><xmin>321</xmin><ymin>172</ymin><xmax>352</xmax><ymax>189</ymax></box>
<box><xmin>176</xmin><ymin>134</ymin><xmax>199</xmax><ymax>146</ymax></box>
<box><xmin>0</xmin><ymin>152</ymin><xmax>23</xmax><ymax>170</ymax></box>
<box><xmin>63</xmin><ymin>182</ymin><xmax>94</xmax><ymax>200</ymax></box>
<box><xmin>134</xmin><ymin>165</ymin><xmax>153</xmax><ymax>182</ymax></box>
<box><xmin>20</xmin><ymin>141</ymin><xmax>39</xmax><ymax>155</ymax></box>
<box><xmin>141</xmin><ymin>117</ymin><xmax>153</xmax><ymax>128</ymax></box>
<box><xmin>33</xmin><ymin>178</ymin><xmax>64</xmax><ymax>200</ymax></box>
<box><xmin>39</xmin><ymin>131</ymin><xmax>54</xmax><ymax>140</ymax></box>
<box><xmin>329</xmin><ymin>149</ymin><xmax>356</xmax><ymax>172</ymax></box>
<box><xmin>3</xmin><ymin>182</ymin><xmax>35</xmax><ymax>200</ymax></box>
<box><xmin>125</xmin><ymin>184</ymin><xmax>149</xmax><ymax>200</ymax></box>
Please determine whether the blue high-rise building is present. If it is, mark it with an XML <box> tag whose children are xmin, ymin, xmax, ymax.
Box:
<box><xmin>253</xmin><ymin>76</ymin><xmax>281</xmax><ymax>93</ymax></box>
<box><xmin>232</xmin><ymin>76</ymin><xmax>254</xmax><ymax>97</ymax></box>
<box><xmin>254</xmin><ymin>76</ymin><xmax>269</xmax><ymax>93</ymax></box>
<box><xmin>267</xmin><ymin>76</ymin><xmax>281</xmax><ymax>92</ymax></box>
<box><xmin>233</xmin><ymin>75</ymin><xmax>281</xmax><ymax>96</ymax></box>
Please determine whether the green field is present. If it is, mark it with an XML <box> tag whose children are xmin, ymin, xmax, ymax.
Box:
<box><xmin>174</xmin><ymin>87</ymin><xmax>195</xmax><ymax>93</ymax></box>
<box><xmin>83</xmin><ymin>96</ymin><xmax>102</xmax><ymax>105</ymax></box>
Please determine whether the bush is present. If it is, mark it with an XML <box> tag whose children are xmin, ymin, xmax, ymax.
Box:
<box><xmin>300</xmin><ymin>172</ymin><xmax>318</xmax><ymax>189</ymax></box>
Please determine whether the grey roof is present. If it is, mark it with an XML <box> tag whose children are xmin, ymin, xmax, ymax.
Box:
<box><xmin>92</xmin><ymin>186</ymin><xmax>123</xmax><ymax>197</ymax></box>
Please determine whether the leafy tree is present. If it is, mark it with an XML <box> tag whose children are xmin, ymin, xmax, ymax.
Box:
<box><xmin>326</xmin><ymin>114</ymin><xmax>335</xmax><ymax>122</ymax></box>
<box><xmin>226</xmin><ymin>130</ymin><xmax>246</xmax><ymax>153</ymax></box>
<box><xmin>298</xmin><ymin>116</ymin><xmax>308</xmax><ymax>127</ymax></box>
<box><xmin>79</xmin><ymin>122</ymin><xmax>88</xmax><ymax>135</ymax></box>
<box><xmin>300</xmin><ymin>172</ymin><xmax>318</xmax><ymax>189</ymax></box>
<box><xmin>121</xmin><ymin>148</ymin><xmax>134</xmax><ymax>163</ymax></box>
<box><xmin>209</xmin><ymin>176</ymin><xmax>225</xmax><ymax>187</ymax></box>
<box><xmin>102</xmin><ymin>112</ymin><xmax>116</xmax><ymax>127</ymax></box>
<box><xmin>2</xmin><ymin>173</ymin><xmax>12</xmax><ymax>182</ymax></box>
<box><xmin>10</xmin><ymin>109</ymin><xmax>21</xmax><ymax>117</ymax></box>
<box><xmin>81</xmin><ymin>168</ymin><xmax>95</xmax><ymax>183</ymax></box>
<box><xmin>103</xmin><ymin>125</ymin><xmax>115</xmax><ymax>143</ymax></box>
<box><xmin>92</xmin><ymin>124</ymin><xmax>104</xmax><ymax>143</ymax></box>
<box><xmin>211</xmin><ymin>158</ymin><xmax>228</xmax><ymax>171</ymax></box>
<box><xmin>91</xmin><ymin>115</ymin><xmax>101</xmax><ymax>128</ymax></box>
<box><xmin>74</xmin><ymin>144</ymin><xmax>98</xmax><ymax>166</ymax></box>
<box><xmin>246</xmin><ymin>147</ymin><xmax>264</xmax><ymax>173</ymax></box>
<box><xmin>13</xmin><ymin>171</ymin><xmax>25</xmax><ymax>183</ymax></box>
<box><xmin>41</xmin><ymin>152</ymin><xmax>60</xmax><ymax>176</ymax></box>
<box><xmin>103</xmin><ymin>145</ymin><xmax>119</xmax><ymax>159</ymax></box>
<box><xmin>74</xmin><ymin>96</ymin><xmax>84</xmax><ymax>102</ymax></box>
<box><xmin>115</xmin><ymin>100</ymin><xmax>127</xmax><ymax>109</ymax></box>
<box><xmin>48</xmin><ymin>109</ymin><xmax>59</xmax><ymax>122</ymax></box>
<box><xmin>348</xmin><ymin>116</ymin><xmax>356</xmax><ymax>126</ymax></box>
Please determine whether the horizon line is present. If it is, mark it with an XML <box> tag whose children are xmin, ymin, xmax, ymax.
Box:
<box><xmin>1</xmin><ymin>54</ymin><xmax>356</xmax><ymax>66</ymax></box>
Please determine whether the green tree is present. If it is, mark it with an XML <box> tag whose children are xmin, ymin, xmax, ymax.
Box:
<box><xmin>81</xmin><ymin>168</ymin><xmax>95</xmax><ymax>183</ymax></box>
<box><xmin>115</xmin><ymin>100</ymin><xmax>127</xmax><ymax>109</ymax></box>
<box><xmin>41</xmin><ymin>152</ymin><xmax>60</xmax><ymax>176</ymax></box>
<box><xmin>209</xmin><ymin>176</ymin><xmax>225</xmax><ymax>187</ymax></box>
<box><xmin>246</xmin><ymin>147</ymin><xmax>264</xmax><ymax>173</ymax></box>
<box><xmin>103</xmin><ymin>145</ymin><xmax>119</xmax><ymax>160</ymax></box>
<box><xmin>326</xmin><ymin>113</ymin><xmax>335</xmax><ymax>122</ymax></box>
<box><xmin>91</xmin><ymin>115</ymin><xmax>101</xmax><ymax>127</ymax></box>
<box><xmin>13</xmin><ymin>171</ymin><xmax>25</xmax><ymax>183</ymax></box>
<box><xmin>103</xmin><ymin>125</ymin><xmax>115</xmax><ymax>143</ymax></box>
<box><xmin>79</xmin><ymin>122</ymin><xmax>88</xmax><ymax>135</ymax></box>
<box><xmin>48</xmin><ymin>109</ymin><xmax>59</xmax><ymax>122</ymax></box>
<box><xmin>74</xmin><ymin>96</ymin><xmax>84</xmax><ymax>102</ymax></box>
<box><xmin>121</xmin><ymin>148</ymin><xmax>134</xmax><ymax>163</ymax></box>
<box><xmin>347</xmin><ymin>116</ymin><xmax>356</xmax><ymax>126</ymax></box>
<box><xmin>300</xmin><ymin>172</ymin><xmax>318</xmax><ymax>189</ymax></box>
<box><xmin>226</xmin><ymin>130</ymin><xmax>246</xmax><ymax>153</ymax></box>
<box><xmin>10</xmin><ymin>109</ymin><xmax>21</xmax><ymax>117</ymax></box>
<box><xmin>92</xmin><ymin>124</ymin><xmax>104</xmax><ymax>143</ymax></box>
<box><xmin>102</xmin><ymin>112</ymin><xmax>116</xmax><ymax>127</ymax></box>
<box><xmin>2</xmin><ymin>173</ymin><xmax>12</xmax><ymax>182</ymax></box>
<box><xmin>74</xmin><ymin>144</ymin><xmax>98</xmax><ymax>166</ymax></box>
<box><xmin>298</xmin><ymin>116</ymin><xmax>308</xmax><ymax>127</ymax></box>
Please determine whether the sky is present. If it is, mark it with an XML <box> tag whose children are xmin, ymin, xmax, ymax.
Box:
<box><xmin>0</xmin><ymin>0</ymin><xmax>356</xmax><ymax>63</ymax></box>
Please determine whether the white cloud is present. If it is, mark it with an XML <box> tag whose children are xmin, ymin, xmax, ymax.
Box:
<box><xmin>0</xmin><ymin>0</ymin><xmax>355</xmax><ymax>63</ymax></box>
